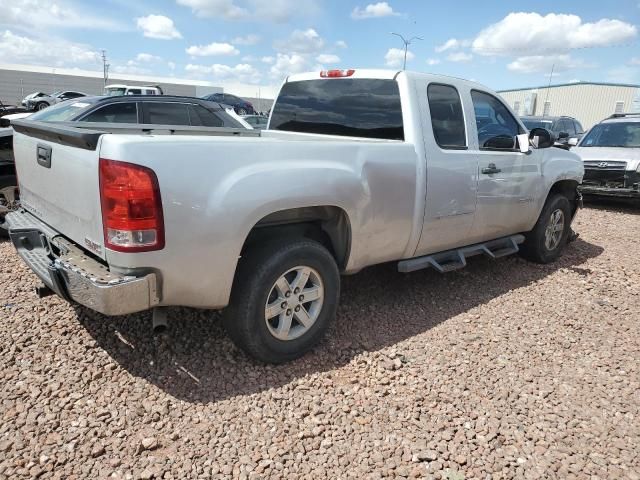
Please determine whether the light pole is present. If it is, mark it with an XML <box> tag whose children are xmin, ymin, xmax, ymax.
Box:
<box><xmin>391</xmin><ymin>33</ymin><xmax>423</xmax><ymax>70</ymax></box>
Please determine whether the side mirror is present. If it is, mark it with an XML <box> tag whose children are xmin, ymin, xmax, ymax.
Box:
<box><xmin>568</xmin><ymin>137</ymin><xmax>579</xmax><ymax>147</ymax></box>
<box><xmin>530</xmin><ymin>127</ymin><xmax>555</xmax><ymax>149</ymax></box>
<box><xmin>483</xmin><ymin>135</ymin><xmax>515</xmax><ymax>150</ymax></box>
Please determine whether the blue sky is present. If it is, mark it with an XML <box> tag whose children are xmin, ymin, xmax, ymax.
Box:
<box><xmin>1</xmin><ymin>0</ymin><xmax>639</xmax><ymax>92</ymax></box>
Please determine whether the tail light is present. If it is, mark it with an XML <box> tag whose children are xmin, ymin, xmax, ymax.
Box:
<box><xmin>99</xmin><ymin>158</ymin><xmax>164</xmax><ymax>252</ymax></box>
<box><xmin>320</xmin><ymin>69</ymin><xmax>355</xmax><ymax>78</ymax></box>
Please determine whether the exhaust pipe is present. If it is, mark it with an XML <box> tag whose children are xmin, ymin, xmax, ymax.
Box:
<box><xmin>152</xmin><ymin>307</ymin><xmax>168</xmax><ymax>334</ymax></box>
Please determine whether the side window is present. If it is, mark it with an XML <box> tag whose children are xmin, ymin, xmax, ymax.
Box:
<box><xmin>143</xmin><ymin>102</ymin><xmax>190</xmax><ymax>125</ymax></box>
<box><xmin>564</xmin><ymin>119</ymin><xmax>576</xmax><ymax>135</ymax></box>
<box><xmin>66</xmin><ymin>92</ymin><xmax>82</xmax><ymax>99</ymax></box>
<box><xmin>574</xmin><ymin>120</ymin><xmax>584</xmax><ymax>134</ymax></box>
<box><xmin>427</xmin><ymin>83</ymin><xmax>466</xmax><ymax>149</ymax></box>
<box><xmin>187</xmin><ymin>104</ymin><xmax>223</xmax><ymax>127</ymax></box>
<box><xmin>81</xmin><ymin>103</ymin><xmax>138</xmax><ymax>123</ymax></box>
<box><xmin>127</xmin><ymin>88</ymin><xmax>142</xmax><ymax>95</ymax></box>
<box><xmin>471</xmin><ymin>90</ymin><xmax>521</xmax><ymax>150</ymax></box>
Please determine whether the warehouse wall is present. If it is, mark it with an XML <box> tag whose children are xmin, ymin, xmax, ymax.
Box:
<box><xmin>499</xmin><ymin>84</ymin><xmax>639</xmax><ymax>129</ymax></box>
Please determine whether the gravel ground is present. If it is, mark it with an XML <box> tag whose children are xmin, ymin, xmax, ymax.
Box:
<box><xmin>1</xmin><ymin>203</ymin><xmax>639</xmax><ymax>479</ymax></box>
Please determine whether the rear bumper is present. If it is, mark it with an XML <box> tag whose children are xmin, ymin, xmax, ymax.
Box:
<box><xmin>5</xmin><ymin>209</ymin><xmax>159</xmax><ymax>316</ymax></box>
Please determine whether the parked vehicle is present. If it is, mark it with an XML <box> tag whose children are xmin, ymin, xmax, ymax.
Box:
<box><xmin>0</xmin><ymin>100</ymin><xmax>28</xmax><ymax>117</ymax></box>
<box><xmin>242</xmin><ymin>114</ymin><xmax>268</xmax><ymax>130</ymax></box>
<box><xmin>202</xmin><ymin>93</ymin><xmax>255</xmax><ymax>115</ymax></box>
<box><xmin>572</xmin><ymin>113</ymin><xmax>640</xmax><ymax>200</ymax></box>
<box><xmin>21</xmin><ymin>92</ymin><xmax>47</xmax><ymax>108</ymax></box>
<box><xmin>5</xmin><ymin>69</ymin><xmax>583</xmax><ymax>363</ymax></box>
<box><xmin>520</xmin><ymin>115</ymin><xmax>584</xmax><ymax>148</ymax></box>
<box><xmin>22</xmin><ymin>91</ymin><xmax>87</xmax><ymax>111</ymax></box>
<box><xmin>0</xmin><ymin>96</ymin><xmax>246</xmax><ymax>237</ymax></box>
<box><xmin>104</xmin><ymin>85</ymin><xmax>163</xmax><ymax>96</ymax></box>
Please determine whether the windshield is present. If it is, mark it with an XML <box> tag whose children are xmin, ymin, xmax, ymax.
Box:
<box><xmin>29</xmin><ymin>100</ymin><xmax>95</xmax><ymax>121</ymax></box>
<box><xmin>522</xmin><ymin>119</ymin><xmax>554</xmax><ymax>130</ymax></box>
<box><xmin>105</xmin><ymin>88</ymin><xmax>126</xmax><ymax>96</ymax></box>
<box><xmin>580</xmin><ymin>122</ymin><xmax>640</xmax><ymax>148</ymax></box>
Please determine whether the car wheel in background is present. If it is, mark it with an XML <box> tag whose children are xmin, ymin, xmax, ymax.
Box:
<box><xmin>36</xmin><ymin>102</ymin><xmax>48</xmax><ymax>111</ymax></box>
<box><xmin>519</xmin><ymin>193</ymin><xmax>572</xmax><ymax>264</ymax></box>
<box><xmin>223</xmin><ymin>239</ymin><xmax>340</xmax><ymax>363</ymax></box>
<box><xmin>237</xmin><ymin>108</ymin><xmax>248</xmax><ymax>115</ymax></box>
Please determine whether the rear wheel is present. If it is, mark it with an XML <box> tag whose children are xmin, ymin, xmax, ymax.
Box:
<box><xmin>0</xmin><ymin>175</ymin><xmax>18</xmax><ymax>238</ymax></box>
<box><xmin>35</xmin><ymin>102</ymin><xmax>48</xmax><ymax>111</ymax></box>
<box><xmin>223</xmin><ymin>239</ymin><xmax>340</xmax><ymax>363</ymax></box>
<box><xmin>520</xmin><ymin>193</ymin><xmax>572</xmax><ymax>264</ymax></box>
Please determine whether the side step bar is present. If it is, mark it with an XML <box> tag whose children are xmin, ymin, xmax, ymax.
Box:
<box><xmin>398</xmin><ymin>234</ymin><xmax>525</xmax><ymax>274</ymax></box>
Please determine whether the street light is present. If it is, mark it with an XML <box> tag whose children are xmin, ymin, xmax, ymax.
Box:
<box><xmin>391</xmin><ymin>32</ymin><xmax>423</xmax><ymax>70</ymax></box>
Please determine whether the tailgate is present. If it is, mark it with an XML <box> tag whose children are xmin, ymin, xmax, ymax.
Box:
<box><xmin>11</xmin><ymin>120</ymin><xmax>107</xmax><ymax>260</ymax></box>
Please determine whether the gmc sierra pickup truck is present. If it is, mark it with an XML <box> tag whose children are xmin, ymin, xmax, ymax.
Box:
<box><xmin>5</xmin><ymin>69</ymin><xmax>584</xmax><ymax>363</ymax></box>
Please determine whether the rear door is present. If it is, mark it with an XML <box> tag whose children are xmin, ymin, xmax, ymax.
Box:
<box><xmin>469</xmin><ymin>90</ymin><xmax>541</xmax><ymax>241</ymax></box>
<box><xmin>415</xmin><ymin>82</ymin><xmax>478</xmax><ymax>255</ymax></box>
<box><xmin>141</xmin><ymin>102</ymin><xmax>191</xmax><ymax>125</ymax></box>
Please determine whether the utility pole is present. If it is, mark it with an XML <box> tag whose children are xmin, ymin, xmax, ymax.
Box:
<box><xmin>390</xmin><ymin>33</ymin><xmax>423</xmax><ymax>70</ymax></box>
<box><xmin>543</xmin><ymin>63</ymin><xmax>555</xmax><ymax>117</ymax></box>
<box><xmin>101</xmin><ymin>50</ymin><xmax>109</xmax><ymax>87</ymax></box>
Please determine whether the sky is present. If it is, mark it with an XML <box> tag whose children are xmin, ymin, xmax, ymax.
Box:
<box><xmin>1</xmin><ymin>0</ymin><xmax>639</xmax><ymax>94</ymax></box>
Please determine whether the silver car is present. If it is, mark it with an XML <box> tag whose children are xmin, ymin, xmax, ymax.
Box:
<box><xmin>572</xmin><ymin>113</ymin><xmax>640</xmax><ymax>200</ymax></box>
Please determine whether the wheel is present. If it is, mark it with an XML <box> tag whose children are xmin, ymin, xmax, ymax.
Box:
<box><xmin>520</xmin><ymin>193</ymin><xmax>572</xmax><ymax>264</ymax></box>
<box><xmin>36</xmin><ymin>102</ymin><xmax>48</xmax><ymax>111</ymax></box>
<box><xmin>223</xmin><ymin>239</ymin><xmax>340</xmax><ymax>363</ymax></box>
<box><xmin>236</xmin><ymin>108</ymin><xmax>248</xmax><ymax>115</ymax></box>
<box><xmin>0</xmin><ymin>175</ymin><xmax>18</xmax><ymax>238</ymax></box>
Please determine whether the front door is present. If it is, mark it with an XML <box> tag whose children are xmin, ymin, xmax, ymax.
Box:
<box><xmin>415</xmin><ymin>82</ymin><xmax>478</xmax><ymax>256</ymax></box>
<box><xmin>469</xmin><ymin>90</ymin><xmax>541</xmax><ymax>242</ymax></box>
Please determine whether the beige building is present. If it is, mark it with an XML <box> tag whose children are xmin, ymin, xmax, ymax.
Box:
<box><xmin>498</xmin><ymin>81</ymin><xmax>640</xmax><ymax>129</ymax></box>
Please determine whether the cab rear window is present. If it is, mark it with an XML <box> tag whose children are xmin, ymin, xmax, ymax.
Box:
<box><xmin>270</xmin><ymin>79</ymin><xmax>404</xmax><ymax>140</ymax></box>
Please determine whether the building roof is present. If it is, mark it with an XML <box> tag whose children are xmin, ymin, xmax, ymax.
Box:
<box><xmin>498</xmin><ymin>81</ymin><xmax>640</xmax><ymax>93</ymax></box>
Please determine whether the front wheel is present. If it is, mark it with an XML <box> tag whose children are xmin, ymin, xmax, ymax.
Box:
<box><xmin>35</xmin><ymin>102</ymin><xmax>48</xmax><ymax>111</ymax></box>
<box><xmin>236</xmin><ymin>108</ymin><xmax>248</xmax><ymax>115</ymax></box>
<box><xmin>223</xmin><ymin>239</ymin><xmax>340</xmax><ymax>363</ymax></box>
<box><xmin>520</xmin><ymin>193</ymin><xmax>572</xmax><ymax>264</ymax></box>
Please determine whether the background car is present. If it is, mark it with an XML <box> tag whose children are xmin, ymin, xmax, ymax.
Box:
<box><xmin>241</xmin><ymin>114</ymin><xmax>268</xmax><ymax>130</ymax></box>
<box><xmin>104</xmin><ymin>84</ymin><xmax>164</xmax><ymax>96</ymax></box>
<box><xmin>202</xmin><ymin>93</ymin><xmax>255</xmax><ymax>115</ymax></box>
<box><xmin>520</xmin><ymin>115</ymin><xmax>584</xmax><ymax>147</ymax></box>
<box><xmin>22</xmin><ymin>91</ymin><xmax>87</xmax><ymax>111</ymax></box>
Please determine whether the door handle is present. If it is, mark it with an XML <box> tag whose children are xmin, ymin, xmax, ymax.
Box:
<box><xmin>481</xmin><ymin>163</ymin><xmax>501</xmax><ymax>175</ymax></box>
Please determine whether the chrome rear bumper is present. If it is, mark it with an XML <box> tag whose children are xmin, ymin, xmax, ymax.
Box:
<box><xmin>5</xmin><ymin>209</ymin><xmax>159</xmax><ymax>316</ymax></box>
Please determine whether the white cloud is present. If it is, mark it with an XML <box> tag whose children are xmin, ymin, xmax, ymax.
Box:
<box><xmin>472</xmin><ymin>12</ymin><xmax>637</xmax><ymax>55</ymax></box>
<box><xmin>336</xmin><ymin>40</ymin><xmax>348</xmax><ymax>49</ymax></box>
<box><xmin>270</xmin><ymin>53</ymin><xmax>309</xmax><ymax>79</ymax></box>
<box><xmin>0</xmin><ymin>29</ymin><xmax>100</xmax><ymax>67</ymax></box>
<box><xmin>135</xmin><ymin>53</ymin><xmax>162</xmax><ymax>63</ymax></box>
<box><xmin>426</xmin><ymin>58</ymin><xmax>441</xmax><ymax>66</ymax></box>
<box><xmin>435</xmin><ymin>38</ymin><xmax>468</xmax><ymax>53</ymax></box>
<box><xmin>385</xmin><ymin>48</ymin><xmax>414</xmax><ymax>68</ymax></box>
<box><xmin>176</xmin><ymin>0</ymin><xmax>319</xmax><ymax>23</ymax></box>
<box><xmin>0</xmin><ymin>0</ymin><xmax>124</xmax><ymax>31</ymax></box>
<box><xmin>507</xmin><ymin>54</ymin><xmax>591</xmax><ymax>74</ymax></box>
<box><xmin>112</xmin><ymin>64</ymin><xmax>151</xmax><ymax>75</ymax></box>
<box><xmin>186</xmin><ymin>62</ymin><xmax>261</xmax><ymax>83</ymax></box>
<box><xmin>261</xmin><ymin>56</ymin><xmax>275</xmax><ymax>64</ymax></box>
<box><xmin>186</xmin><ymin>42</ymin><xmax>239</xmax><ymax>56</ymax></box>
<box><xmin>275</xmin><ymin>28</ymin><xmax>324</xmax><ymax>54</ymax></box>
<box><xmin>351</xmin><ymin>2</ymin><xmax>399</xmax><ymax>19</ymax></box>
<box><xmin>232</xmin><ymin>34</ymin><xmax>260</xmax><ymax>45</ymax></box>
<box><xmin>136</xmin><ymin>15</ymin><xmax>182</xmax><ymax>40</ymax></box>
<box><xmin>606</xmin><ymin>65</ymin><xmax>640</xmax><ymax>83</ymax></box>
<box><xmin>447</xmin><ymin>52</ymin><xmax>472</xmax><ymax>63</ymax></box>
<box><xmin>316</xmin><ymin>54</ymin><xmax>340</xmax><ymax>64</ymax></box>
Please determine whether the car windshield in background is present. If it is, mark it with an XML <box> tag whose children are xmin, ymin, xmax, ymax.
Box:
<box><xmin>105</xmin><ymin>88</ymin><xmax>126</xmax><ymax>96</ymax></box>
<box><xmin>580</xmin><ymin>122</ymin><xmax>640</xmax><ymax>148</ymax></box>
<box><xmin>270</xmin><ymin>79</ymin><xmax>404</xmax><ymax>140</ymax></box>
<box><xmin>522</xmin><ymin>119</ymin><xmax>553</xmax><ymax>130</ymax></box>
<box><xmin>28</xmin><ymin>100</ymin><xmax>96</xmax><ymax>121</ymax></box>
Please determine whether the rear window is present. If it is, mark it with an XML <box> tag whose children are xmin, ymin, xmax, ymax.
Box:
<box><xmin>270</xmin><ymin>79</ymin><xmax>404</xmax><ymax>140</ymax></box>
<box><xmin>29</xmin><ymin>100</ymin><xmax>95</xmax><ymax>121</ymax></box>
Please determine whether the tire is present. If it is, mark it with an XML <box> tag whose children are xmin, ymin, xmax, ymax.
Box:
<box><xmin>236</xmin><ymin>108</ymin><xmax>248</xmax><ymax>115</ymax></box>
<box><xmin>36</xmin><ymin>102</ymin><xmax>48</xmax><ymax>111</ymax></box>
<box><xmin>520</xmin><ymin>193</ymin><xmax>572</xmax><ymax>264</ymax></box>
<box><xmin>223</xmin><ymin>239</ymin><xmax>340</xmax><ymax>363</ymax></box>
<box><xmin>0</xmin><ymin>175</ymin><xmax>18</xmax><ymax>238</ymax></box>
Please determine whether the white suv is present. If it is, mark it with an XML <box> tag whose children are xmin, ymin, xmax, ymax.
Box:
<box><xmin>104</xmin><ymin>85</ymin><xmax>163</xmax><ymax>96</ymax></box>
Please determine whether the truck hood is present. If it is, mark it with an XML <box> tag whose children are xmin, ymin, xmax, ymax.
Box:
<box><xmin>572</xmin><ymin>146</ymin><xmax>640</xmax><ymax>170</ymax></box>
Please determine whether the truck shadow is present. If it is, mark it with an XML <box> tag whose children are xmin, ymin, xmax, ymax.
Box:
<box><xmin>76</xmin><ymin>238</ymin><xmax>603</xmax><ymax>404</ymax></box>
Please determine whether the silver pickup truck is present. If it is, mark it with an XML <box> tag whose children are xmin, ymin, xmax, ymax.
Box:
<box><xmin>5</xmin><ymin>69</ymin><xmax>584</xmax><ymax>363</ymax></box>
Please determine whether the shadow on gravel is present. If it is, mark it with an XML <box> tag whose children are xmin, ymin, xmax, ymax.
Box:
<box><xmin>76</xmin><ymin>238</ymin><xmax>603</xmax><ymax>404</ymax></box>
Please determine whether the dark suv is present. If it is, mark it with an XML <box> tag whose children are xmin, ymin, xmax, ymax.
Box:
<box><xmin>202</xmin><ymin>93</ymin><xmax>255</xmax><ymax>115</ymax></box>
<box><xmin>520</xmin><ymin>115</ymin><xmax>584</xmax><ymax>147</ymax></box>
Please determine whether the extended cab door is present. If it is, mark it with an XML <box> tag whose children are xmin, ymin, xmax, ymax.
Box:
<box><xmin>469</xmin><ymin>90</ymin><xmax>542</xmax><ymax>241</ymax></box>
<box><xmin>415</xmin><ymin>82</ymin><xmax>478</xmax><ymax>256</ymax></box>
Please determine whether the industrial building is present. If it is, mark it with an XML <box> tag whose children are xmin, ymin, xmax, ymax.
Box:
<box><xmin>0</xmin><ymin>63</ymin><xmax>275</xmax><ymax>113</ymax></box>
<box><xmin>499</xmin><ymin>81</ymin><xmax>640</xmax><ymax>129</ymax></box>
